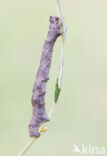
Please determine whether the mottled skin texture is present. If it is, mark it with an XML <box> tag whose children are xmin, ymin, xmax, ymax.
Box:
<box><xmin>29</xmin><ymin>16</ymin><xmax>61</xmax><ymax>137</ymax></box>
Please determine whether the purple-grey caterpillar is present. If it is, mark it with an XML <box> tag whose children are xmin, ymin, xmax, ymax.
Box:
<box><xmin>29</xmin><ymin>16</ymin><xmax>61</xmax><ymax>137</ymax></box>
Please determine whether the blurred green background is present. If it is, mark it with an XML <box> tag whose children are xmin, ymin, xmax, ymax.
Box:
<box><xmin>0</xmin><ymin>0</ymin><xmax>107</xmax><ymax>156</ymax></box>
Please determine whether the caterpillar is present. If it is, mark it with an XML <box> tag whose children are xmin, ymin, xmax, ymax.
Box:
<box><xmin>29</xmin><ymin>16</ymin><xmax>61</xmax><ymax>137</ymax></box>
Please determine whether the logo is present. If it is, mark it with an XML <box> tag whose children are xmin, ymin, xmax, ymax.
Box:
<box><xmin>72</xmin><ymin>144</ymin><xmax>106</xmax><ymax>155</ymax></box>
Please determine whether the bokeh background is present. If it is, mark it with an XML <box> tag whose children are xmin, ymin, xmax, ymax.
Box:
<box><xmin>0</xmin><ymin>0</ymin><xmax>107</xmax><ymax>156</ymax></box>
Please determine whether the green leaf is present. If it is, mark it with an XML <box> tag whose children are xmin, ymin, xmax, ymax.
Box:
<box><xmin>54</xmin><ymin>78</ymin><xmax>61</xmax><ymax>103</ymax></box>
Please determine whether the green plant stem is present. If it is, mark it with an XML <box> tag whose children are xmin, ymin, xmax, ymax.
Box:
<box><xmin>56</xmin><ymin>0</ymin><xmax>66</xmax><ymax>89</ymax></box>
<box><xmin>18</xmin><ymin>138</ymin><xmax>36</xmax><ymax>156</ymax></box>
